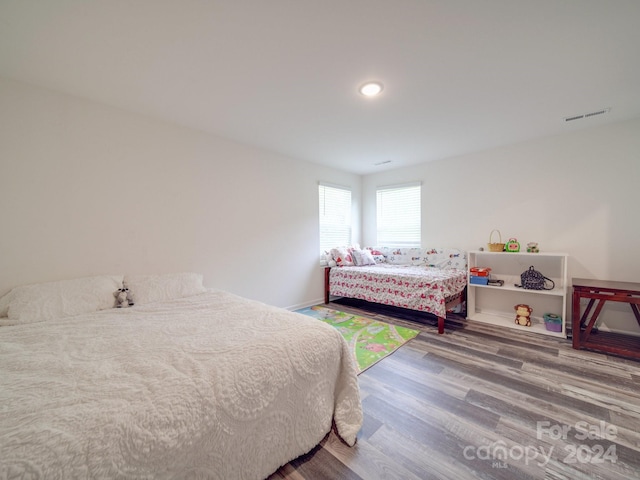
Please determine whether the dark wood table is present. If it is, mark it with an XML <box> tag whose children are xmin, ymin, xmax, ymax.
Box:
<box><xmin>572</xmin><ymin>278</ymin><xmax>640</xmax><ymax>359</ymax></box>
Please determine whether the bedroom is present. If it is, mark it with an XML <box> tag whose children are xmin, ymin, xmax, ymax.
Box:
<box><xmin>1</xmin><ymin>1</ymin><xmax>640</xmax><ymax>479</ymax></box>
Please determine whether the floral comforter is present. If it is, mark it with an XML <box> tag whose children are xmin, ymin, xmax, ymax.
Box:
<box><xmin>329</xmin><ymin>264</ymin><xmax>467</xmax><ymax>318</ymax></box>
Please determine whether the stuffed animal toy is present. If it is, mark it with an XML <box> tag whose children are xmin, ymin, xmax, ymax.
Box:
<box><xmin>514</xmin><ymin>304</ymin><xmax>532</xmax><ymax>326</ymax></box>
<box><xmin>114</xmin><ymin>284</ymin><xmax>135</xmax><ymax>308</ymax></box>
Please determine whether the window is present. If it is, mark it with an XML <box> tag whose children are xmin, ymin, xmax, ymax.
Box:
<box><xmin>376</xmin><ymin>183</ymin><xmax>421</xmax><ymax>247</ymax></box>
<box><xmin>319</xmin><ymin>183</ymin><xmax>352</xmax><ymax>254</ymax></box>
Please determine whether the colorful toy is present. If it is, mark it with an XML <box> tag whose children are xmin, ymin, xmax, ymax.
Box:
<box><xmin>505</xmin><ymin>238</ymin><xmax>520</xmax><ymax>252</ymax></box>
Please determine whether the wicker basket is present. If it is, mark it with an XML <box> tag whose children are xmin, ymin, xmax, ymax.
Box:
<box><xmin>487</xmin><ymin>229</ymin><xmax>505</xmax><ymax>252</ymax></box>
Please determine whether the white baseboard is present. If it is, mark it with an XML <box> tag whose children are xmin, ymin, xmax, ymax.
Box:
<box><xmin>286</xmin><ymin>297</ymin><xmax>325</xmax><ymax>312</ymax></box>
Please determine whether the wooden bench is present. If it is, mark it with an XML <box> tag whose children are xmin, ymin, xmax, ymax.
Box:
<box><xmin>572</xmin><ymin>278</ymin><xmax>640</xmax><ymax>359</ymax></box>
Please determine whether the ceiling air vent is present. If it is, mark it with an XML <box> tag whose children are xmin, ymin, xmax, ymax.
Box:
<box><xmin>564</xmin><ymin>108</ymin><xmax>611</xmax><ymax>122</ymax></box>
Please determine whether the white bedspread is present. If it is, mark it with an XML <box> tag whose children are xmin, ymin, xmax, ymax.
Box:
<box><xmin>0</xmin><ymin>290</ymin><xmax>362</xmax><ymax>479</ymax></box>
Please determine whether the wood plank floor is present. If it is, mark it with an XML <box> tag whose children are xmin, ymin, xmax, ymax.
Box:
<box><xmin>268</xmin><ymin>299</ymin><xmax>640</xmax><ymax>480</ymax></box>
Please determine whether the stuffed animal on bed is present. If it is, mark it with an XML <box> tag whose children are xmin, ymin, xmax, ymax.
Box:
<box><xmin>114</xmin><ymin>284</ymin><xmax>135</xmax><ymax>308</ymax></box>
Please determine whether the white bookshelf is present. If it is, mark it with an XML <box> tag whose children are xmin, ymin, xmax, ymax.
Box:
<box><xmin>467</xmin><ymin>250</ymin><xmax>569</xmax><ymax>338</ymax></box>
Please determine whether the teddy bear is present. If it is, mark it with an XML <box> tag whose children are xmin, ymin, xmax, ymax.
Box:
<box><xmin>114</xmin><ymin>284</ymin><xmax>135</xmax><ymax>308</ymax></box>
<box><xmin>514</xmin><ymin>304</ymin><xmax>532</xmax><ymax>326</ymax></box>
<box><xmin>527</xmin><ymin>242</ymin><xmax>539</xmax><ymax>253</ymax></box>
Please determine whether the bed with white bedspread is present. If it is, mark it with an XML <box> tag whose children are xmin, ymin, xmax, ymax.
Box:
<box><xmin>0</xmin><ymin>273</ymin><xmax>362</xmax><ymax>479</ymax></box>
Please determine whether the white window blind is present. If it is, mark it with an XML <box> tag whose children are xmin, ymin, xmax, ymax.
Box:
<box><xmin>376</xmin><ymin>183</ymin><xmax>421</xmax><ymax>247</ymax></box>
<box><xmin>319</xmin><ymin>183</ymin><xmax>352</xmax><ymax>254</ymax></box>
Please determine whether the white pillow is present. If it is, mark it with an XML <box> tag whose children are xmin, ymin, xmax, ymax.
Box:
<box><xmin>6</xmin><ymin>275</ymin><xmax>124</xmax><ymax>325</ymax></box>
<box><xmin>0</xmin><ymin>290</ymin><xmax>14</xmax><ymax>317</ymax></box>
<box><xmin>352</xmin><ymin>249</ymin><xmax>376</xmax><ymax>266</ymax></box>
<box><xmin>124</xmin><ymin>272</ymin><xmax>206</xmax><ymax>305</ymax></box>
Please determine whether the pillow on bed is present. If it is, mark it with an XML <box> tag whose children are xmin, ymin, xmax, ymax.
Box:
<box><xmin>352</xmin><ymin>249</ymin><xmax>376</xmax><ymax>266</ymax></box>
<box><xmin>0</xmin><ymin>290</ymin><xmax>14</xmax><ymax>317</ymax></box>
<box><xmin>4</xmin><ymin>275</ymin><xmax>124</xmax><ymax>325</ymax></box>
<box><xmin>124</xmin><ymin>272</ymin><xmax>206</xmax><ymax>305</ymax></box>
<box><xmin>330</xmin><ymin>247</ymin><xmax>354</xmax><ymax>266</ymax></box>
<box><xmin>372</xmin><ymin>255</ymin><xmax>386</xmax><ymax>264</ymax></box>
<box><xmin>364</xmin><ymin>248</ymin><xmax>387</xmax><ymax>264</ymax></box>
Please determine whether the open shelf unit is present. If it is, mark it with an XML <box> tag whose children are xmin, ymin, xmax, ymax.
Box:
<box><xmin>467</xmin><ymin>250</ymin><xmax>569</xmax><ymax>338</ymax></box>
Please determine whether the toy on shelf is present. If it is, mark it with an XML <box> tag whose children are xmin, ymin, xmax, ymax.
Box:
<box><xmin>514</xmin><ymin>304</ymin><xmax>532</xmax><ymax>327</ymax></box>
<box><xmin>505</xmin><ymin>238</ymin><xmax>520</xmax><ymax>252</ymax></box>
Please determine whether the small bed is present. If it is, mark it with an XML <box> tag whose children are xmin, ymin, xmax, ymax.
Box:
<box><xmin>0</xmin><ymin>273</ymin><xmax>362</xmax><ymax>479</ymax></box>
<box><xmin>325</xmin><ymin>247</ymin><xmax>468</xmax><ymax>334</ymax></box>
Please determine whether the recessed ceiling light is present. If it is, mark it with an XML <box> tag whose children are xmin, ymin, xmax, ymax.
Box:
<box><xmin>359</xmin><ymin>82</ymin><xmax>384</xmax><ymax>97</ymax></box>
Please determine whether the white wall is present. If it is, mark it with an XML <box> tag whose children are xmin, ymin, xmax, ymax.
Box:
<box><xmin>3</xmin><ymin>76</ymin><xmax>638</xmax><ymax>333</ymax></box>
<box><xmin>363</xmin><ymin>118</ymin><xmax>640</xmax><ymax>333</ymax></box>
<box><xmin>0</xmin><ymin>77</ymin><xmax>361</xmax><ymax>309</ymax></box>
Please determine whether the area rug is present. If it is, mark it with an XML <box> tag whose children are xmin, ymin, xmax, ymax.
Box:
<box><xmin>296</xmin><ymin>305</ymin><xmax>420</xmax><ymax>374</ymax></box>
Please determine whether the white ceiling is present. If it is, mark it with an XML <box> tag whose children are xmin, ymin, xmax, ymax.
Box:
<box><xmin>1</xmin><ymin>1</ymin><xmax>639</xmax><ymax>175</ymax></box>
